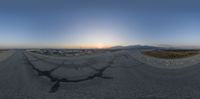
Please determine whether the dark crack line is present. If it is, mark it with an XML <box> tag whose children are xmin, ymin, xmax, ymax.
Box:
<box><xmin>28</xmin><ymin>52</ymin><xmax>62</xmax><ymax>66</ymax></box>
<box><xmin>24</xmin><ymin>53</ymin><xmax>117</xmax><ymax>93</ymax></box>
<box><xmin>26</xmin><ymin>53</ymin><xmax>65</xmax><ymax>73</ymax></box>
<box><xmin>24</xmin><ymin>53</ymin><xmax>58</xmax><ymax>81</ymax></box>
<box><xmin>29</xmin><ymin>52</ymin><xmax>94</xmax><ymax>69</ymax></box>
<box><xmin>49</xmin><ymin>57</ymin><xmax>116</xmax><ymax>93</ymax></box>
<box><xmin>29</xmin><ymin>52</ymin><xmax>98</xmax><ymax>72</ymax></box>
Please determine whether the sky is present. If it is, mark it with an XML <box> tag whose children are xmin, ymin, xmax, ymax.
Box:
<box><xmin>0</xmin><ymin>0</ymin><xmax>200</xmax><ymax>48</ymax></box>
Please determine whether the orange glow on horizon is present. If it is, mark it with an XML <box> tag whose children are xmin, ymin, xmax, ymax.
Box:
<box><xmin>62</xmin><ymin>43</ymin><xmax>113</xmax><ymax>49</ymax></box>
<box><xmin>59</xmin><ymin>42</ymin><xmax>129</xmax><ymax>49</ymax></box>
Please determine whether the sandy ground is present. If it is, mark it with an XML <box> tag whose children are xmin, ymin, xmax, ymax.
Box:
<box><xmin>0</xmin><ymin>51</ymin><xmax>14</xmax><ymax>62</ymax></box>
<box><xmin>129</xmin><ymin>49</ymin><xmax>200</xmax><ymax>69</ymax></box>
<box><xmin>0</xmin><ymin>50</ymin><xmax>200</xmax><ymax>99</ymax></box>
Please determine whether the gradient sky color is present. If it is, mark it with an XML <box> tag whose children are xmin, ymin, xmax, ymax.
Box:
<box><xmin>0</xmin><ymin>0</ymin><xmax>200</xmax><ymax>48</ymax></box>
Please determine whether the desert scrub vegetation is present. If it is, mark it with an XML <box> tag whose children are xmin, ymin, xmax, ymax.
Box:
<box><xmin>143</xmin><ymin>50</ymin><xmax>200</xmax><ymax>59</ymax></box>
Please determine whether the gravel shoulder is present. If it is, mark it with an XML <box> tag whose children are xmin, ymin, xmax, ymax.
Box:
<box><xmin>128</xmin><ymin>49</ymin><xmax>200</xmax><ymax>69</ymax></box>
<box><xmin>0</xmin><ymin>51</ymin><xmax>14</xmax><ymax>62</ymax></box>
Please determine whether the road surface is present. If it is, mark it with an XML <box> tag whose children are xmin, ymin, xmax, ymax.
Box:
<box><xmin>0</xmin><ymin>51</ymin><xmax>200</xmax><ymax>99</ymax></box>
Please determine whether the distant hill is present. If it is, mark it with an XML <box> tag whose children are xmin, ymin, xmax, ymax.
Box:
<box><xmin>110</xmin><ymin>45</ymin><xmax>161</xmax><ymax>49</ymax></box>
<box><xmin>109</xmin><ymin>46</ymin><xmax>124</xmax><ymax>49</ymax></box>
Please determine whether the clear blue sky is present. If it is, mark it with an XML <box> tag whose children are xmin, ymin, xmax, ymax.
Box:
<box><xmin>0</xmin><ymin>0</ymin><xmax>200</xmax><ymax>48</ymax></box>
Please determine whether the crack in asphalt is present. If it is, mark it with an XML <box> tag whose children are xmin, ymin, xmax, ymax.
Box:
<box><xmin>23</xmin><ymin>52</ymin><xmax>116</xmax><ymax>93</ymax></box>
<box><xmin>29</xmin><ymin>52</ymin><xmax>98</xmax><ymax>69</ymax></box>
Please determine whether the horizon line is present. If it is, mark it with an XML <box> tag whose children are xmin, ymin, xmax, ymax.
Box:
<box><xmin>1</xmin><ymin>44</ymin><xmax>200</xmax><ymax>49</ymax></box>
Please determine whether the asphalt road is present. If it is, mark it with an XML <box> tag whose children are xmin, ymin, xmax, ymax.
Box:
<box><xmin>1</xmin><ymin>51</ymin><xmax>200</xmax><ymax>99</ymax></box>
